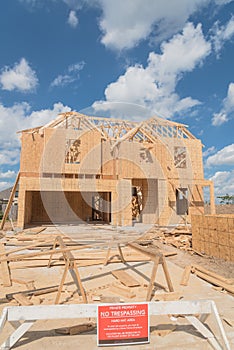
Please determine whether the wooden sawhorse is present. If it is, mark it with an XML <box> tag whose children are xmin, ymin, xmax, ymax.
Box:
<box><xmin>48</xmin><ymin>236</ymin><xmax>87</xmax><ymax>304</ymax></box>
<box><xmin>128</xmin><ymin>242</ymin><xmax>174</xmax><ymax>300</ymax></box>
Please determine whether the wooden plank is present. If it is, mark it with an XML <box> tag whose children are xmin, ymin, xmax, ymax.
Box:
<box><xmin>194</xmin><ymin>271</ymin><xmax>234</xmax><ymax>294</ymax></box>
<box><xmin>193</xmin><ymin>265</ymin><xmax>234</xmax><ymax>285</ymax></box>
<box><xmin>0</xmin><ymin>243</ymin><xmax>11</xmax><ymax>287</ymax></box>
<box><xmin>55</xmin><ymin>322</ymin><xmax>95</xmax><ymax>335</ymax></box>
<box><xmin>161</xmin><ymin>256</ymin><xmax>174</xmax><ymax>292</ymax></box>
<box><xmin>0</xmin><ymin>238</ymin><xmax>55</xmax><ymax>258</ymax></box>
<box><xmin>111</xmin><ymin>270</ymin><xmax>140</xmax><ymax>287</ymax></box>
<box><xmin>128</xmin><ymin>242</ymin><xmax>163</xmax><ymax>260</ymax></box>
<box><xmin>154</xmin><ymin>292</ymin><xmax>182</xmax><ymax>301</ymax></box>
<box><xmin>180</xmin><ymin>265</ymin><xmax>192</xmax><ymax>286</ymax></box>
<box><xmin>6</xmin><ymin>286</ymin><xmax>59</xmax><ymax>301</ymax></box>
<box><xmin>147</xmin><ymin>256</ymin><xmax>160</xmax><ymax>301</ymax></box>
<box><xmin>1</xmin><ymin>242</ymin><xmax>105</xmax><ymax>262</ymax></box>
<box><xmin>109</xmin><ymin>284</ymin><xmax>136</xmax><ymax>298</ymax></box>
<box><xmin>13</xmin><ymin>293</ymin><xmax>33</xmax><ymax>306</ymax></box>
<box><xmin>0</xmin><ymin>172</ymin><xmax>20</xmax><ymax>230</ymax></box>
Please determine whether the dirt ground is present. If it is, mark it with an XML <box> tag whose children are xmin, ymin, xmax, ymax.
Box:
<box><xmin>0</xmin><ymin>222</ymin><xmax>233</xmax><ymax>350</ymax></box>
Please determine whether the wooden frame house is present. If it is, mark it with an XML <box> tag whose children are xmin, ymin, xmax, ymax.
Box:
<box><xmin>17</xmin><ymin>111</ymin><xmax>215</xmax><ymax>228</ymax></box>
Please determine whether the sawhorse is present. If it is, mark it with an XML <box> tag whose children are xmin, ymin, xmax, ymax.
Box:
<box><xmin>48</xmin><ymin>236</ymin><xmax>87</xmax><ymax>304</ymax></box>
<box><xmin>128</xmin><ymin>242</ymin><xmax>174</xmax><ymax>300</ymax></box>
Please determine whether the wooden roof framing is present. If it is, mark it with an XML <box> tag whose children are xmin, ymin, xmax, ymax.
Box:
<box><xmin>18</xmin><ymin>111</ymin><xmax>197</xmax><ymax>143</ymax></box>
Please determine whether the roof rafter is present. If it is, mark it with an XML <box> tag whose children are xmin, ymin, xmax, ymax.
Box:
<box><xmin>18</xmin><ymin>111</ymin><xmax>197</xmax><ymax>143</ymax></box>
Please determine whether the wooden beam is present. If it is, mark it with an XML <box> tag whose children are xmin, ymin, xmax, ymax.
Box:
<box><xmin>111</xmin><ymin>270</ymin><xmax>140</xmax><ymax>287</ymax></box>
<box><xmin>0</xmin><ymin>243</ymin><xmax>11</xmax><ymax>286</ymax></box>
<box><xmin>0</xmin><ymin>172</ymin><xmax>20</xmax><ymax>230</ymax></box>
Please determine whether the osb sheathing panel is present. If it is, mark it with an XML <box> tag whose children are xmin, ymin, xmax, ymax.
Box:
<box><xmin>20</xmin><ymin>128</ymin><xmax>102</xmax><ymax>175</ymax></box>
<box><xmin>192</xmin><ymin>214</ymin><xmax>234</xmax><ymax>262</ymax></box>
<box><xmin>20</xmin><ymin>133</ymin><xmax>44</xmax><ymax>173</ymax></box>
<box><xmin>29</xmin><ymin>191</ymin><xmax>93</xmax><ymax>223</ymax></box>
<box><xmin>20</xmin><ymin>128</ymin><xmax>204</xmax><ymax>183</ymax></box>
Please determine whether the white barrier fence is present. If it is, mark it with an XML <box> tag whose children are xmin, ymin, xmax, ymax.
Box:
<box><xmin>0</xmin><ymin>300</ymin><xmax>231</xmax><ymax>350</ymax></box>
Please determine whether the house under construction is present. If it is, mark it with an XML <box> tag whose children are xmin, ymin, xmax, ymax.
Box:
<box><xmin>17</xmin><ymin>112</ymin><xmax>215</xmax><ymax>228</ymax></box>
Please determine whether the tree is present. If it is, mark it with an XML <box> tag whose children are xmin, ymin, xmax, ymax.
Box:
<box><xmin>217</xmin><ymin>194</ymin><xmax>234</xmax><ymax>204</ymax></box>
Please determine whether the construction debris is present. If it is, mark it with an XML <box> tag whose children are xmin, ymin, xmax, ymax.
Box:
<box><xmin>111</xmin><ymin>269</ymin><xmax>140</xmax><ymax>287</ymax></box>
<box><xmin>151</xmin><ymin>324</ymin><xmax>176</xmax><ymax>337</ymax></box>
<box><xmin>55</xmin><ymin>322</ymin><xmax>95</xmax><ymax>335</ymax></box>
<box><xmin>180</xmin><ymin>264</ymin><xmax>234</xmax><ymax>294</ymax></box>
<box><xmin>139</xmin><ymin>225</ymin><xmax>193</xmax><ymax>252</ymax></box>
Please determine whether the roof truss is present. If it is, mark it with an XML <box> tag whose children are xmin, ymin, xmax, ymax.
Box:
<box><xmin>19</xmin><ymin>111</ymin><xmax>197</xmax><ymax>143</ymax></box>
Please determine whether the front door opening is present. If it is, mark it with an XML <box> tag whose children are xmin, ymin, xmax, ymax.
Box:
<box><xmin>176</xmin><ymin>188</ymin><xmax>188</xmax><ymax>215</ymax></box>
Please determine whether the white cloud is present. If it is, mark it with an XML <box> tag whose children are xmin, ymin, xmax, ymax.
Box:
<box><xmin>0</xmin><ymin>58</ymin><xmax>38</xmax><ymax>92</ymax></box>
<box><xmin>203</xmin><ymin>146</ymin><xmax>216</xmax><ymax>157</ymax></box>
<box><xmin>68</xmin><ymin>10</ymin><xmax>79</xmax><ymax>28</ymax></box>
<box><xmin>210</xmin><ymin>170</ymin><xmax>234</xmax><ymax>196</ymax></box>
<box><xmin>19</xmin><ymin>0</ymin><xmax>234</xmax><ymax>50</ymax></box>
<box><xmin>214</xmin><ymin>0</ymin><xmax>233</xmax><ymax>3</ymax></box>
<box><xmin>0</xmin><ymin>181</ymin><xmax>12</xmax><ymax>192</ymax></box>
<box><xmin>94</xmin><ymin>22</ymin><xmax>210</xmax><ymax>118</ymax></box>
<box><xmin>51</xmin><ymin>61</ymin><xmax>85</xmax><ymax>87</ymax></box>
<box><xmin>96</xmin><ymin>0</ymin><xmax>233</xmax><ymax>50</ymax></box>
<box><xmin>212</xmin><ymin>112</ymin><xmax>228</xmax><ymax>126</ymax></box>
<box><xmin>0</xmin><ymin>150</ymin><xmax>20</xmax><ymax>167</ymax></box>
<box><xmin>0</xmin><ymin>170</ymin><xmax>16</xmax><ymax>179</ymax></box>
<box><xmin>211</xmin><ymin>16</ymin><xmax>234</xmax><ymax>54</ymax></box>
<box><xmin>98</xmin><ymin>0</ymin><xmax>205</xmax><ymax>50</ymax></box>
<box><xmin>206</xmin><ymin>144</ymin><xmax>234</xmax><ymax>166</ymax></box>
<box><xmin>212</xmin><ymin>82</ymin><xmax>234</xmax><ymax>125</ymax></box>
<box><xmin>0</xmin><ymin>102</ymin><xmax>71</xmax><ymax>169</ymax></box>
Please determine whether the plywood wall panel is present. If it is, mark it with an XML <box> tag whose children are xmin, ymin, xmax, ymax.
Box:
<box><xmin>192</xmin><ymin>214</ymin><xmax>234</xmax><ymax>262</ymax></box>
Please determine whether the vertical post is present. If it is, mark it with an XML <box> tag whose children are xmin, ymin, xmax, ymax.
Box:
<box><xmin>0</xmin><ymin>173</ymin><xmax>20</xmax><ymax>230</ymax></box>
<box><xmin>209</xmin><ymin>181</ymin><xmax>216</xmax><ymax>215</ymax></box>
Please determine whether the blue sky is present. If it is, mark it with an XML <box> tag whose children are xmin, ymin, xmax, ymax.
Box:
<box><xmin>0</xmin><ymin>0</ymin><xmax>234</xmax><ymax>200</ymax></box>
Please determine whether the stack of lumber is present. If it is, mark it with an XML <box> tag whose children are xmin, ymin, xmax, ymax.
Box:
<box><xmin>180</xmin><ymin>264</ymin><xmax>234</xmax><ymax>294</ymax></box>
<box><xmin>139</xmin><ymin>225</ymin><xmax>192</xmax><ymax>251</ymax></box>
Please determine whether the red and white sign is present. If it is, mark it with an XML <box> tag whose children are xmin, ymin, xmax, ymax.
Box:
<box><xmin>97</xmin><ymin>303</ymin><xmax>149</xmax><ymax>346</ymax></box>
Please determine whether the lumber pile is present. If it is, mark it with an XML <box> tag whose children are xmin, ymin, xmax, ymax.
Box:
<box><xmin>139</xmin><ymin>225</ymin><xmax>192</xmax><ymax>251</ymax></box>
<box><xmin>180</xmin><ymin>264</ymin><xmax>234</xmax><ymax>294</ymax></box>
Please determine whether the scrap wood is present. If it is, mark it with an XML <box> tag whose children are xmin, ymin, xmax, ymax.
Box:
<box><xmin>223</xmin><ymin>318</ymin><xmax>234</xmax><ymax>327</ymax></box>
<box><xmin>194</xmin><ymin>270</ymin><xmax>234</xmax><ymax>294</ymax></box>
<box><xmin>154</xmin><ymin>292</ymin><xmax>182</xmax><ymax>301</ymax></box>
<box><xmin>0</xmin><ymin>242</ymin><xmax>12</xmax><ymax>287</ymax></box>
<box><xmin>55</xmin><ymin>322</ymin><xmax>95</xmax><ymax>335</ymax></box>
<box><xmin>0</xmin><ymin>238</ymin><xmax>57</xmax><ymax>257</ymax></box>
<box><xmin>12</xmin><ymin>278</ymin><xmax>35</xmax><ymax>290</ymax></box>
<box><xmin>0</xmin><ymin>242</ymin><xmax>106</xmax><ymax>262</ymax></box>
<box><xmin>192</xmin><ymin>265</ymin><xmax>234</xmax><ymax>285</ymax></box>
<box><xmin>180</xmin><ymin>265</ymin><xmax>192</xmax><ymax>286</ymax></box>
<box><xmin>163</xmin><ymin>252</ymin><xmax>177</xmax><ymax>257</ymax></box>
<box><xmin>109</xmin><ymin>283</ymin><xmax>136</xmax><ymax>298</ymax></box>
<box><xmin>5</xmin><ymin>285</ymin><xmax>59</xmax><ymax>301</ymax></box>
<box><xmin>13</xmin><ymin>293</ymin><xmax>33</xmax><ymax>306</ymax></box>
<box><xmin>111</xmin><ymin>269</ymin><xmax>140</xmax><ymax>287</ymax></box>
<box><xmin>151</xmin><ymin>324</ymin><xmax>176</xmax><ymax>337</ymax></box>
<box><xmin>91</xmin><ymin>295</ymin><xmax>121</xmax><ymax>303</ymax></box>
<box><xmin>191</xmin><ymin>249</ymin><xmax>206</xmax><ymax>257</ymax></box>
<box><xmin>21</xmin><ymin>227</ymin><xmax>46</xmax><ymax>235</ymax></box>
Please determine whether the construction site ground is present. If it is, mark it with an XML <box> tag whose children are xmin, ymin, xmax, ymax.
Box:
<box><xmin>0</xmin><ymin>222</ymin><xmax>233</xmax><ymax>349</ymax></box>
